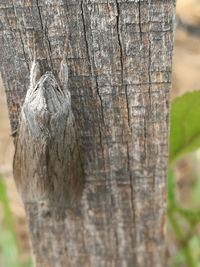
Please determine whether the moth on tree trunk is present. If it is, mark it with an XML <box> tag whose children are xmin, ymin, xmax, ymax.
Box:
<box><xmin>13</xmin><ymin>59</ymin><xmax>84</xmax><ymax>207</ymax></box>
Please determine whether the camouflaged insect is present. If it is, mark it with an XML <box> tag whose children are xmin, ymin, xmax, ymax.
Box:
<box><xmin>13</xmin><ymin>59</ymin><xmax>84</xmax><ymax>207</ymax></box>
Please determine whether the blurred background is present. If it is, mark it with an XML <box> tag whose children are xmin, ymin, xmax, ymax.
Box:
<box><xmin>1</xmin><ymin>0</ymin><xmax>200</xmax><ymax>266</ymax></box>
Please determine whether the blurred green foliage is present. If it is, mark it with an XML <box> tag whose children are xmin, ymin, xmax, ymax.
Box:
<box><xmin>169</xmin><ymin>91</ymin><xmax>200</xmax><ymax>267</ymax></box>
<box><xmin>170</xmin><ymin>91</ymin><xmax>200</xmax><ymax>163</ymax></box>
<box><xmin>0</xmin><ymin>176</ymin><xmax>32</xmax><ymax>267</ymax></box>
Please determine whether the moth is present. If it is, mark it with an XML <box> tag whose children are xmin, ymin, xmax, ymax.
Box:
<box><xmin>13</xmin><ymin>59</ymin><xmax>84</xmax><ymax>207</ymax></box>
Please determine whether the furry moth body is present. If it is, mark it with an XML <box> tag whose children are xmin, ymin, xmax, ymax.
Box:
<box><xmin>13</xmin><ymin>60</ymin><xmax>83</xmax><ymax>207</ymax></box>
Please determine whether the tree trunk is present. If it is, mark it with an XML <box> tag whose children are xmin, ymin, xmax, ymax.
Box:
<box><xmin>0</xmin><ymin>1</ymin><xmax>175</xmax><ymax>266</ymax></box>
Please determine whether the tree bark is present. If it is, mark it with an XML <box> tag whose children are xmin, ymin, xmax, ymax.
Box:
<box><xmin>0</xmin><ymin>1</ymin><xmax>175</xmax><ymax>266</ymax></box>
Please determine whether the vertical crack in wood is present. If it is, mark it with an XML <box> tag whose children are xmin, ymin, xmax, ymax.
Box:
<box><xmin>18</xmin><ymin>30</ymin><xmax>30</xmax><ymax>72</ymax></box>
<box><xmin>125</xmin><ymin>85</ymin><xmax>131</xmax><ymax>131</ymax></box>
<box><xmin>138</xmin><ymin>1</ymin><xmax>143</xmax><ymax>42</ymax></box>
<box><xmin>147</xmin><ymin>1</ymin><xmax>152</xmax><ymax>102</ymax></box>
<box><xmin>80</xmin><ymin>1</ymin><xmax>91</xmax><ymax>67</ymax></box>
<box><xmin>115</xmin><ymin>0</ymin><xmax>131</xmax><ymax>133</ymax></box>
<box><xmin>44</xmin><ymin>22</ymin><xmax>53</xmax><ymax>57</ymax></box>
<box><xmin>35</xmin><ymin>0</ymin><xmax>53</xmax><ymax>68</ymax></box>
<box><xmin>126</xmin><ymin>141</ymin><xmax>135</xmax><ymax>249</ymax></box>
<box><xmin>115</xmin><ymin>1</ymin><xmax>135</xmax><ymax>247</ymax></box>
<box><xmin>80</xmin><ymin>1</ymin><xmax>106</xmax><ymax>153</ymax></box>
<box><xmin>95</xmin><ymin>75</ymin><xmax>105</xmax><ymax>127</ymax></box>
<box><xmin>148</xmin><ymin>34</ymin><xmax>152</xmax><ymax>103</ymax></box>
<box><xmin>115</xmin><ymin>0</ymin><xmax>123</xmax><ymax>84</ymax></box>
<box><xmin>11</xmin><ymin>1</ymin><xmax>30</xmax><ymax>72</ymax></box>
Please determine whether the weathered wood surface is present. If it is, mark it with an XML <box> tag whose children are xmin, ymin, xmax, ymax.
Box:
<box><xmin>0</xmin><ymin>1</ymin><xmax>175</xmax><ymax>266</ymax></box>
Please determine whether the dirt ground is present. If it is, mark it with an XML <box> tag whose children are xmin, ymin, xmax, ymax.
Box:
<box><xmin>1</xmin><ymin>0</ymin><xmax>200</xmax><ymax>264</ymax></box>
<box><xmin>172</xmin><ymin>0</ymin><xmax>200</xmax><ymax>98</ymax></box>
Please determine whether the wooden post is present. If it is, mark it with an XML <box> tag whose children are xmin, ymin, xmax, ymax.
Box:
<box><xmin>0</xmin><ymin>1</ymin><xmax>175</xmax><ymax>266</ymax></box>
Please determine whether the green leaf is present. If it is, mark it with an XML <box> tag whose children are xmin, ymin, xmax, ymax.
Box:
<box><xmin>0</xmin><ymin>176</ymin><xmax>33</xmax><ymax>267</ymax></box>
<box><xmin>169</xmin><ymin>91</ymin><xmax>200</xmax><ymax>164</ymax></box>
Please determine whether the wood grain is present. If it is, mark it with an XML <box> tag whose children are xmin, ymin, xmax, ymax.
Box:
<box><xmin>0</xmin><ymin>1</ymin><xmax>175</xmax><ymax>266</ymax></box>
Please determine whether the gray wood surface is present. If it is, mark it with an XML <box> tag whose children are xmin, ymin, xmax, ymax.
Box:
<box><xmin>0</xmin><ymin>1</ymin><xmax>175</xmax><ymax>266</ymax></box>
